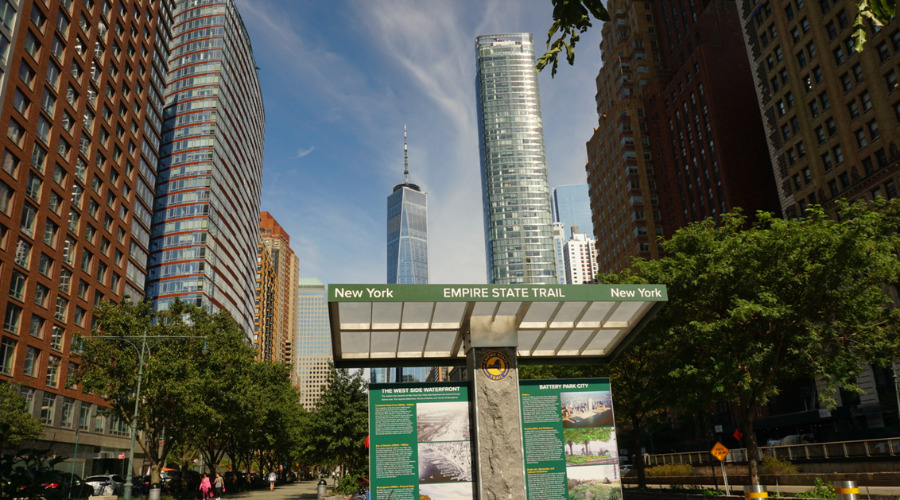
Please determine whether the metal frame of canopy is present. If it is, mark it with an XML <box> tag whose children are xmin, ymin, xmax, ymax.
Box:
<box><xmin>327</xmin><ymin>283</ymin><xmax>667</xmax><ymax>367</ymax></box>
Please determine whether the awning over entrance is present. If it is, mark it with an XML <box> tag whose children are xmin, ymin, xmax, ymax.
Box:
<box><xmin>328</xmin><ymin>284</ymin><xmax>667</xmax><ymax>367</ymax></box>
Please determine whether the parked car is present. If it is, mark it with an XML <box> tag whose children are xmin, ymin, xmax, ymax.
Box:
<box><xmin>84</xmin><ymin>474</ymin><xmax>126</xmax><ymax>495</ymax></box>
<box><xmin>41</xmin><ymin>472</ymin><xmax>94</xmax><ymax>500</ymax></box>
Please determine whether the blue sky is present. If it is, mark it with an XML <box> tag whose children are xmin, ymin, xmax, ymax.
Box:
<box><xmin>234</xmin><ymin>0</ymin><xmax>604</xmax><ymax>285</ymax></box>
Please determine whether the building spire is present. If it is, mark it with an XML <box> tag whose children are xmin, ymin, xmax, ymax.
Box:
<box><xmin>403</xmin><ymin>125</ymin><xmax>409</xmax><ymax>184</ymax></box>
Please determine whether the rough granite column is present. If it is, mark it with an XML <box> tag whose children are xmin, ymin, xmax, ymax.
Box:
<box><xmin>466</xmin><ymin>315</ymin><xmax>527</xmax><ymax>499</ymax></box>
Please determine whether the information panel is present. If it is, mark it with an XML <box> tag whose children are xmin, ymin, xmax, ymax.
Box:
<box><xmin>520</xmin><ymin>379</ymin><xmax>622</xmax><ymax>500</ymax></box>
<box><xmin>369</xmin><ymin>383</ymin><xmax>475</xmax><ymax>500</ymax></box>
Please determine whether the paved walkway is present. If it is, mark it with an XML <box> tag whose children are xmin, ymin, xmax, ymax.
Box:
<box><xmin>221</xmin><ymin>480</ymin><xmax>342</xmax><ymax>500</ymax></box>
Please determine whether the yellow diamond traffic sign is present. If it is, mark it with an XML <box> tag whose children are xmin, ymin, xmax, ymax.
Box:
<box><xmin>710</xmin><ymin>441</ymin><xmax>730</xmax><ymax>462</ymax></box>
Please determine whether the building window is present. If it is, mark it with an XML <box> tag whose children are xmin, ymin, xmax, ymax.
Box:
<box><xmin>9</xmin><ymin>269</ymin><xmax>26</xmax><ymax>301</ymax></box>
<box><xmin>856</xmin><ymin>128</ymin><xmax>868</xmax><ymax>148</ymax></box>
<box><xmin>0</xmin><ymin>337</ymin><xmax>15</xmax><ymax>374</ymax></box>
<box><xmin>39</xmin><ymin>392</ymin><xmax>55</xmax><ymax>424</ymax></box>
<box><xmin>50</xmin><ymin>325</ymin><xmax>63</xmax><ymax>351</ymax></box>
<box><xmin>821</xmin><ymin>152</ymin><xmax>834</xmax><ymax>171</ymax></box>
<box><xmin>859</xmin><ymin>91</ymin><xmax>872</xmax><ymax>111</ymax></box>
<box><xmin>867</xmin><ymin>120</ymin><xmax>880</xmax><ymax>140</ymax></box>
<box><xmin>23</xmin><ymin>346</ymin><xmax>39</xmax><ymax>377</ymax></box>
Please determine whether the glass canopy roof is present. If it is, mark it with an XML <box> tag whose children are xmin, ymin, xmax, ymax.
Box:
<box><xmin>328</xmin><ymin>284</ymin><xmax>667</xmax><ymax>367</ymax></box>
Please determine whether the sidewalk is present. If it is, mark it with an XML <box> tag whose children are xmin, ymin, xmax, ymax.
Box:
<box><xmin>219</xmin><ymin>480</ymin><xmax>339</xmax><ymax>500</ymax></box>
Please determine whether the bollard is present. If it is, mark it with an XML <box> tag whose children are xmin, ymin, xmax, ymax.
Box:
<box><xmin>317</xmin><ymin>479</ymin><xmax>328</xmax><ymax>500</ymax></box>
<box><xmin>834</xmin><ymin>480</ymin><xmax>859</xmax><ymax>500</ymax></box>
<box><xmin>745</xmin><ymin>485</ymin><xmax>768</xmax><ymax>499</ymax></box>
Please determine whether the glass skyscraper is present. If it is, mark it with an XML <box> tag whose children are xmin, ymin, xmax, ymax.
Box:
<box><xmin>296</xmin><ymin>278</ymin><xmax>332</xmax><ymax>411</ymax></box>
<box><xmin>553</xmin><ymin>184</ymin><xmax>593</xmax><ymax>240</ymax></box>
<box><xmin>146</xmin><ymin>0</ymin><xmax>265</xmax><ymax>336</ymax></box>
<box><xmin>475</xmin><ymin>33</ymin><xmax>557</xmax><ymax>284</ymax></box>
<box><xmin>386</xmin><ymin>127</ymin><xmax>428</xmax><ymax>285</ymax></box>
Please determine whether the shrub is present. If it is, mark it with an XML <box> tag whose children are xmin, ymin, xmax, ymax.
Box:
<box><xmin>645</xmin><ymin>464</ymin><xmax>693</xmax><ymax>476</ymax></box>
<box><xmin>794</xmin><ymin>478</ymin><xmax>835</xmax><ymax>499</ymax></box>
<box><xmin>761</xmin><ymin>456</ymin><xmax>799</xmax><ymax>475</ymax></box>
<box><xmin>334</xmin><ymin>473</ymin><xmax>366</xmax><ymax>494</ymax></box>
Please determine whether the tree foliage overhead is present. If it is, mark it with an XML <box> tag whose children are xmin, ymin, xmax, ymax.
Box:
<box><xmin>539</xmin><ymin>0</ymin><xmax>895</xmax><ymax>76</ymax></box>
<box><xmin>537</xmin><ymin>0</ymin><xmax>609</xmax><ymax>77</ymax></box>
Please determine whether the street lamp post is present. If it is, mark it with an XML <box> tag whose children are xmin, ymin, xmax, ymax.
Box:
<box><xmin>78</xmin><ymin>332</ymin><xmax>207</xmax><ymax>500</ymax></box>
<box><xmin>122</xmin><ymin>331</ymin><xmax>147</xmax><ymax>500</ymax></box>
<box><xmin>68</xmin><ymin>427</ymin><xmax>80</xmax><ymax>500</ymax></box>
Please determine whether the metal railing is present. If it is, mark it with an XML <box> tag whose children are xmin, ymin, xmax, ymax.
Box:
<box><xmin>644</xmin><ymin>437</ymin><xmax>900</xmax><ymax>466</ymax></box>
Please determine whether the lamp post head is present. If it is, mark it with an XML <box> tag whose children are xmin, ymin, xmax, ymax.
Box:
<box><xmin>201</xmin><ymin>338</ymin><xmax>209</xmax><ymax>355</ymax></box>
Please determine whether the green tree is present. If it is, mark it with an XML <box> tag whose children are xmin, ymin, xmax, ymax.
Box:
<box><xmin>304</xmin><ymin>366</ymin><xmax>368</xmax><ymax>474</ymax></box>
<box><xmin>75</xmin><ymin>299</ymin><xmax>219</xmax><ymax>485</ymax></box>
<box><xmin>0</xmin><ymin>382</ymin><xmax>43</xmax><ymax>460</ymax></box>
<box><xmin>539</xmin><ymin>0</ymin><xmax>894</xmax><ymax>76</ymax></box>
<box><xmin>623</xmin><ymin>200</ymin><xmax>900</xmax><ymax>484</ymax></box>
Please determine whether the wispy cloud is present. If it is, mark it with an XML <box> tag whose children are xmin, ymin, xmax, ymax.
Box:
<box><xmin>295</xmin><ymin>146</ymin><xmax>315</xmax><ymax>159</ymax></box>
<box><xmin>238</xmin><ymin>0</ymin><xmax>604</xmax><ymax>285</ymax></box>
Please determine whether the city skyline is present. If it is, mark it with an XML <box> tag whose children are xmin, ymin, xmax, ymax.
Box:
<box><xmin>235</xmin><ymin>0</ymin><xmax>603</xmax><ymax>285</ymax></box>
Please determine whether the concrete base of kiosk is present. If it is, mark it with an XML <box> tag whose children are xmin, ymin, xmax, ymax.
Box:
<box><xmin>467</xmin><ymin>316</ymin><xmax>527</xmax><ymax>499</ymax></box>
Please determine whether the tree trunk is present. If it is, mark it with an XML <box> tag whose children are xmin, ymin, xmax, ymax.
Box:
<box><xmin>740</xmin><ymin>408</ymin><xmax>761</xmax><ymax>485</ymax></box>
<box><xmin>630</xmin><ymin>415</ymin><xmax>647</xmax><ymax>488</ymax></box>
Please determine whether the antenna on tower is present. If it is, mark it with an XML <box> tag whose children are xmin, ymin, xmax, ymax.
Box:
<box><xmin>403</xmin><ymin>125</ymin><xmax>409</xmax><ymax>184</ymax></box>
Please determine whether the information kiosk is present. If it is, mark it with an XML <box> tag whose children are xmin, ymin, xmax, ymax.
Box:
<box><xmin>328</xmin><ymin>284</ymin><xmax>667</xmax><ymax>499</ymax></box>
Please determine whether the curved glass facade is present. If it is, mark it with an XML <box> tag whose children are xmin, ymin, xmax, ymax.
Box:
<box><xmin>146</xmin><ymin>0</ymin><xmax>264</xmax><ymax>336</ymax></box>
<box><xmin>475</xmin><ymin>33</ymin><xmax>557</xmax><ymax>284</ymax></box>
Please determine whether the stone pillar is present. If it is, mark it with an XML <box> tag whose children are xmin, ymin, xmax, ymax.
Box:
<box><xmin>466</xmin><ymin>316</ymin><xmax>527</xmax><ymax>499</ymax></box>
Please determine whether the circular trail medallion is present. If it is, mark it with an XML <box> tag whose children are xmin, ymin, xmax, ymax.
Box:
<box><xmin>480</xmin><ymin>351</ymin><xmax>511</xmax><ymax>381</ymax></box>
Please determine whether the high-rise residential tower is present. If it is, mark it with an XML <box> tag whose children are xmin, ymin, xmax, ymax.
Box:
<box><xmin>0</xmin><ymin>0</ymin><xmax>175</xmax><ymax>476</ymax></box>
<box><xmin>585</xmin><ymin>0</ymin><xmax>779</xmax><ymax>274</ymax></box>
<box><xmin>552</xmin><ymin>184</ymin><xmax>593</xmax><ymax>240</ymax></box>
<box><xmin>255</xmin><ymin>212</ymin><xmax>299</xmax><ymax>379</ymax></box>
<box><xmin>295</xmin><ymin>277</ymin><xmax>332</xmax><ymax>411</ymax></box>
<box><xmin>476</xmin><ymin>33</ymin><xmax>557</xmax><ymax>284</ymax></box>
<box><xmin>146</xmin><ymin>0</ymin><xmax>265</xmax><ymax>337</ymax></box>
<box><xmin>735</xmin><ymin>0</ymin><xmax>898</xmax><ymax>217</ymax></box>
<box><xmin>563</xmin><ymin>230</ymin><xmax>599</xmax><ymax>285</ymax></box>
<box><xmin>386</xmin><ymin>126</ymin><xmax>428</xmax><ymax>285</ymax></box>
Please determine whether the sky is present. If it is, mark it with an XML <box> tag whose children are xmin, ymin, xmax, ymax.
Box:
<box><xmin>234</xmin><ymin>0</ymin><xmax>605</xmax><ymax>286</ymax></box>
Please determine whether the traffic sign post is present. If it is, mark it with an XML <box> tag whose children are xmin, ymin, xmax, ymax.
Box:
<box><xmin>710</xmin><ymin>442</ymin><xmax>730</xmax><ymax>495</ymax></box>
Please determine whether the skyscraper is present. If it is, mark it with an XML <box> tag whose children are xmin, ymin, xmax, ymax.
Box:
<box><xmin>386</xmin><ymin>126</ymin><xmax>428</xmax><ymax>285</ymax></box>
<box><xmin>476</xmin><ymin>33</ymin><xmax>557</xmax><ymax>284</ymax></box>
<box><xmin>552</xmin><ymin>184</ymin><xmax>593</xmax><ymax>240</ymax></box>
<box><xmin>256</xmin><ymin>212</ymin><xmax>300</xmax><ymax>382</ymax></box>
<box><xmin>146</xmin><ymin>0</ymin><xmax>265</xmax><ymax>337</ymax></box>
<box><xmin>735</xmin><ymin>0</ymin><xmax>898</xmax><ymax>216</ymax></box>
<box><xmin>552</xmin><ymin>222</ymin><xmax>567</xmax><ymax>285</ymax></box>
<box><xmin>585</xmin><ymin>0</ymin><xmax>779</xmax><ymax>274</ymax></box>
<box><xmin>295</xmin><ymin>278</ymin><xmax>332</xmax><ymax>411</ymax></box>
<box><xmin>0</xmin><ymin>0</ymin><xmax>176</xmax><ymax>476</ymax></box>
<box><xmin>563</xmin><ymin>230</ymin><xmax>599</xmax><ymax>285</ymax></box>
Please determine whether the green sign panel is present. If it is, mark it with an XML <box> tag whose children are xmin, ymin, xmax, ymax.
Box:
<box><xmin>330</xmin><ymin>284</ymin><xmax>667</xmax><ymax>302</ymax></box>
<box><xmin>520</xmin><ymin>379</ymin><xmax>623</xmax><ymax>500</ymax></box>
<box><xmin>369</xmin><ymin>383</ymin><xmax>474</xmax><ymax>500</ymax></box>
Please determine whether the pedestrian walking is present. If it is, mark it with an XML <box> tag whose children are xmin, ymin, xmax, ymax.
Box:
<box><xmin>213</xmin><ymin>473</ymin><xmax>224</xmax><ymax>500</ymax></box>
<box><xmin>199</xmin><ymin>474</ymin><xmax>212</xmax><ymax>499</ymax></box>
<box><xmin>267</xmin><ymin>471</ymin><xmax>276</xmax><ymax>491</ymax></box>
